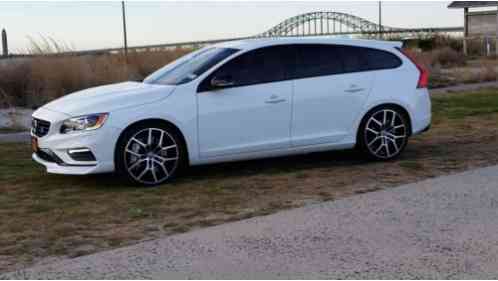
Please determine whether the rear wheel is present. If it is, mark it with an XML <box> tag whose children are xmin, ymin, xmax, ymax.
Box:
<box><xmin>358</xmin><ymin>107</ymin><xmax>409</xmax><ymax>160</ymax></box>
<box><xmin>115</xmin><ymin>123</ymin><xmax>186</xmax><ymax>186</ymax></box>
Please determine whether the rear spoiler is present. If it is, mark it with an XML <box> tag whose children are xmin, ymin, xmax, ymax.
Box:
<box><xmin>387</xmin><ymin>41</ymin><xmax>403</xmax><ymax>48</ymax></box>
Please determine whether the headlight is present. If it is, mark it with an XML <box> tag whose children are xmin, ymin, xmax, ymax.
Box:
<box><xmin>60</xmin><ymin>113</ymin><xmax>109</xmax><ymax>134</ymax></box>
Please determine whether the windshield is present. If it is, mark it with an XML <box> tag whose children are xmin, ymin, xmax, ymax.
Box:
<box><xmin>144</xmin><ymin>47</ymin><xmax>239</xmax><ymax>85</ymax></box>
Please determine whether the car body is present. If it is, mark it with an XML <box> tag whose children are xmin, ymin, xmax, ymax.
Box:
<box><xmin>31</xmin><ymin>37</ymin><xmax>431</xmax><ymax>185</ymax></box>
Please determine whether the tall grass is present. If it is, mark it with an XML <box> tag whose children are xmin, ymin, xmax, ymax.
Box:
<box><xmin>25</xmin><ymin>35</ymin><xmax>74</xmax><ymax>55</ymax></box>
<box><xmin>0</xmin><ymin>38</ymin><xmax>193</xmax><ymax>108</ymax></box>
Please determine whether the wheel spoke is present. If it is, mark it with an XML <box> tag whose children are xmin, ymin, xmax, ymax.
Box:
<box><xmin>132</xmin><ymin>138</ymin><xmax>147</xmax><ymax>148</ymax></box>
<box><xmin>126</xmin><ymin>149</ymin><xmax>143</xmax><ymax>158</ymax></box>
<box><xmin>158</xmin><ymin>130</ymin><xmax>164</xmax><ymax>148</ymax></box>
<box><xmin>391</xmin><ymin>111</ymin><xmax>396</xmax><ymax>126</ymax></box>
<box><xmin>371</xmin><ymin>117</ymin><xmax>382</xmax><ymax>127</ymax></box>
<box><xmin>151</xmin><ymin>163</ymin><xmax>158</xmax><ymax>182</ymax></box>
<box><xmin>383</xmin><ymin>110</ymin><xmax>387</xmax><ymax>125</ymax></box>
<box><xmin>389</xmin><ymin>138</ymin><xmax>399</xmax><ymax>152</ymax></box>
<box><xmin>147</xmin><ymin>129</ymin><xmax>153</xmax><ymax>146</ymax></box>
<box><xmin>366</xmin><ymin>127</ymin><xmax>379</xmax><ymax>135</ymax></box>
<box><xmin>154</xmin><ymin>155</ymin><xmax>178</xmax><ymax>163</ymax></box>
<box><xmin>394</xmin><ymin>124</ymin><xmax>405</xmax><ymax>130</ymax></box>
<box><xmin>128</xmin><ymin>158</ymin><xmax>146</xmax><ymax>171</ymax></box>
<box><xmin>153</xmin><ymin>158</ymin><xmax>169</xmax><ymax>176</ymax></box>
<box><xmin>161</xmin><ymin>144</ymin><xmax>177</xmax><ymax>151</ymax></box>
<box><xmin>374</xmin><ymin>143</ymin><xmax>384</xmax><ymax>154</ymax></box>
<box><xmin>385</xmin><ymin>132</ymin><xmax>405</xmax><ymax>139</ymax></box>
<box><xmin>137</xmin><ymin>166</ymin><xmax>149</xmax><ymax>180</ymax></box>
<box><xmin>368</xmin><ymin>136</ymin><xmax>381</xmax><ymax>147</ymax></box>
<box><xmin>385</xmin><ymin>141</ymin><xmax>392</xmax><ymax>157</ymax></box>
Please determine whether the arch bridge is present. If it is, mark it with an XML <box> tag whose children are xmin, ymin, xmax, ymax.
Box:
<box><xmin>258</xmin><ymin>11</ymin><xmax>462</xmax><ymax>38</ymax></box>
<box><xmin>2</xmin><ymin>11</ymin><xmax>463</xmax><ymax>58</ymax></box>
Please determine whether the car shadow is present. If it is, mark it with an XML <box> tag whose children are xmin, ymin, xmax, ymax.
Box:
<box><xmin>67</xmin><ymin>149</ymin><xmax>371</xmax><ymax>188</ymax></box>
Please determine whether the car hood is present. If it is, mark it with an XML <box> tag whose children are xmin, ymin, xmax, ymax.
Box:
<box><xmin>42</xmin><ymin>81</ymin><xmax>176</xmax><ymax>116</ymax></box>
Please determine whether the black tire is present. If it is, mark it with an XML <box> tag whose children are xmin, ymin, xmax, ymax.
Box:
<box><xmin>115</xmin><ymin>121</ymin><xmax>187</xmax><ymax>186</ymax></box>
<box><xmin>357</xmin><ymin>106</ymin><xmax>410</xmax><ymax>161</ymax></box>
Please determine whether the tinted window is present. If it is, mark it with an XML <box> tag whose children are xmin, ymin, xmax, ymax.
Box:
<box><xmin>209</xmin><ymin>45</ymin><xmax>294</xmax><ymax>87</ymax></box>
<box><xmin>338</xmin><ymin>46</ymin><xmax>370</xmax><ymax>73</ymax></box>
<box><xmin>145</xmin><ymin>47</ymin><xmax>239</xmax><ymax>85</ymax></box>
<box><xmin>363</xmin><ymin>48</ymin><xmax>402</xmax><ymax>70</ymax></box>
<box><xmin>293</xmin><ymin>44</ymin><xmax>401</xmax><ymax>79</ymax></box>
<box><xmin>294</xmin><ymin>44</ymin><xmax>343</xmax><ymax>79</ymax></box>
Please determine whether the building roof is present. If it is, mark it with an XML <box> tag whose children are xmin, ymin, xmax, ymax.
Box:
<box><xmin>448</xmin><ymin>1</ymin><xmax>498</xmax><ymax>8</ymax></box>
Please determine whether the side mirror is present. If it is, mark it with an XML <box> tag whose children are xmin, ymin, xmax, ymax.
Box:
<box><xmin>211</xmin><ymin>75</ymin><xmax>234</xmax><ymax>89</ymax></box>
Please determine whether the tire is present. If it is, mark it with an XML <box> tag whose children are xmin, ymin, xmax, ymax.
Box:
<box><xmin>358</xmin><ymin>106</ymin><xmax>410</xmax><ymax>160</ymax></box>
<box><xmin>115</xmin><ymin>121</ymin><xmax>187</xmax><ymax>186</ymax></box>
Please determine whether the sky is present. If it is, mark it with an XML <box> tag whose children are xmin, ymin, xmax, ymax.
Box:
<box><xmin>0</xmin><ymin>1</ymin><xmax>465</xmax><ymax>53</ymax></box>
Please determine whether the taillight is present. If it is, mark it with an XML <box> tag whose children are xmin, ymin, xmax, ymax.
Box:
<box><xmin>397</xmin><ymin>47</ymin><xmax>429</xmax><ymax>89</ymax></box>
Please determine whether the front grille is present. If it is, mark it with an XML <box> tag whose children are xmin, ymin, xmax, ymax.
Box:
<box><xmin>32</xmin><ymin>118</ymin><xmax>51</xmax><ymax>137</ymax></box>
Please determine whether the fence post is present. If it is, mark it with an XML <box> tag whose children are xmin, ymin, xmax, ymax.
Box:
<box><xmin>1</xmin><ymin>28</ymin><xmax>7</xmax><ymax>57</ymax></box>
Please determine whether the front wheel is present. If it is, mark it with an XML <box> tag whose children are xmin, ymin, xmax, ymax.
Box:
<box><xmin>115</xmin><ymin>123</ymin><xmax>186</xmax><ymax>186</ymax></box>
<box><xmin>358</xmin><ymin>107</ymin><xmax>409</xmax><ymax>160</ymax></box>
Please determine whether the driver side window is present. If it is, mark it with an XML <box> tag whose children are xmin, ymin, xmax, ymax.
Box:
<box><xmin>199</xmin><ymin>45</ymin><xmax>294</xmax><ymax>91</ymax></box>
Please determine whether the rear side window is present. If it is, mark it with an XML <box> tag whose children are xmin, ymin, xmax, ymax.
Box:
<box><xmin>293</xmin><ymin>44</ymin><xmax>401</xmax><ymax>80</ymax></box>
<box><xmin>338</xmin><ymin>46</ymin><xmax>370</xmax><ymax>73</ymax></box>
<box><xmin>294</xmin><ymin>44</ymin><xmax>343</xmax><ymax>79</ymax></box>
<box><xmin>363</xmin><ymin>48</ymin><xmax>402</xmax><ymax>70</ymax></box>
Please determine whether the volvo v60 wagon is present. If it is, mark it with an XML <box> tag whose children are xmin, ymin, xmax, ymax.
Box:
<box><xmin>31</xmin><ymin>38</ymin><xmax>431</xmax><ymax>186</ymax></box>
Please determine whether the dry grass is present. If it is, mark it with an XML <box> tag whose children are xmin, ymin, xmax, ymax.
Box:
<box><xmin>1</xmin><ymin>89</ymin><xmax>498</xmax><ymax>272</ymax></box>
<box><xmin>0</xmin><ymin>48</ymin><xmax>192</xmax><ymax>108</ymax></box>
<box><xmin>408</xmin><ymin>47</ymin><xmax>466</xmax><ymax>70</ymax></box>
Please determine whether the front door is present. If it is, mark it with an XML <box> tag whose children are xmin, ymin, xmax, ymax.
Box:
<box><xmin>197</xmin><ymin>45</ymin><xmax>295</xmax><ymax>158</ymax></box>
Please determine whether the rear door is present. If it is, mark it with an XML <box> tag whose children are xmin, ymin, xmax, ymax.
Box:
<box><xmin>291</xmin><ymin>44</ymin><xmax>374</xmax><ymax>146</ymax></box>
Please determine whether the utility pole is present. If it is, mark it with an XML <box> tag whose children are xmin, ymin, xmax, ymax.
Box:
<box><xmin>121</xmin><ymin>1</ymin><xmax>128</xmax><ymax>61</ymax></box>
<box><xmin>378</xmin><ymin>1</ymin><xmax>383</xmax><ymax>39</ymax></box>
<box><xmin>1</xmin><ymin>29</ymin><xmax>7</xmax><ymax>57</ymax></box>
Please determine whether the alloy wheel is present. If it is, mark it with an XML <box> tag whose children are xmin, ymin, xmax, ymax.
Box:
<box><xmin>124</xmin><ymin>128</ymin><xmax>179</xmax><ymax>185</ymax></box>
<box><xmin>364</xmin><ymin>109</ymin><xmax>407</xmax><ymax>159</ymax></box>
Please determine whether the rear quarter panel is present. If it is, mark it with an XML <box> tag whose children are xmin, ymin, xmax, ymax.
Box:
<box><xmin>351</xmin><ymin>48</ymin><xmax>422</xmax><ymax>138</ymax></box>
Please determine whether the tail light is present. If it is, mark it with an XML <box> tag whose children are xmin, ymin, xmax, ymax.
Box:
<box><xmin>397</xmin><ymin>48</ymin><xmax>429</xmax><ymax>89</ymax></box>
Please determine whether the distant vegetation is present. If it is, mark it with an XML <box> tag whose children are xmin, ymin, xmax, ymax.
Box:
<box><xmin>0</xmin><ymin>35</ymin><xmax>496</xmax><ymax>108</ymax></box>
<box><xmin>0</xmin><ymin>37</ymin><xmax>193</xmax><ymax>108</ymax></box>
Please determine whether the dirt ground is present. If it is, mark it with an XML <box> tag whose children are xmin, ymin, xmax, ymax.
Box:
<box><xmin>1</xmin><ymin>89</ymin><xmax>498</xmax><ymax>273</ymax></box>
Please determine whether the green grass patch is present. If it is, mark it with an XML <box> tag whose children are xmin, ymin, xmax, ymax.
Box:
<box><xmin>432</xmin><ymin>88</ymin><xmax>498</xmax><ymax>120</ymax></box>
<box><xmin>0</xmin><ymin>127</ymin><xmax>28</xmax><ymax>134</ymax></box>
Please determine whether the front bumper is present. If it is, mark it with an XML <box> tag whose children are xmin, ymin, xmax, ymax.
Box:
<box><xmin>32</xmin><ymin>108</ymin><xmax>121</xmax><ymax>175</ymax></box>
<box><xmin>32</xmin><ymin>152</ymin><xmax>104</xmax><ymax>175</ymax></box>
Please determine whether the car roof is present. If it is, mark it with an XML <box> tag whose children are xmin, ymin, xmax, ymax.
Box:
<box><xmin>215</xmin><ymin>37</ymin><xmax>402</xmax><ymax>51</ymax></box>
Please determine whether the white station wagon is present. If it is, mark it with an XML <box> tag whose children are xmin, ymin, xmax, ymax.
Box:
<box><xmin>31</xmin><ymin>37</ymin><xmax>431</xmax><ymax>186</ymax></box>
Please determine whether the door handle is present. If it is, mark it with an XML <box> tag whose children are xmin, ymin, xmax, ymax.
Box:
<box><xmin>265</xmin><ymin>95</ymin><xmax>286</xmax><ymax>104</ymax></box>
<box><xmin>345</xmin><ymin>88</ymin><xmax>365</xmax><ymax>93</ymax></box>
<box><xmin>265</xmin><ymin>98</ymin><xmax>286</xmax><ymax>104</ymax></box>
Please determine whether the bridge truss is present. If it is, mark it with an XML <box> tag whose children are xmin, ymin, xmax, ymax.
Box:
<box><xmin>258</xmin><ymin>11</ymin><xmax>463</xmax><ymax>38</ymax></box>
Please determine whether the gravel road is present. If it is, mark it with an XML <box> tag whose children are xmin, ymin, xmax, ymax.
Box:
<box><xmin>3</xmin><ymin>165</ymin><xmax>498</xmax><ymax>279</ymax></box>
